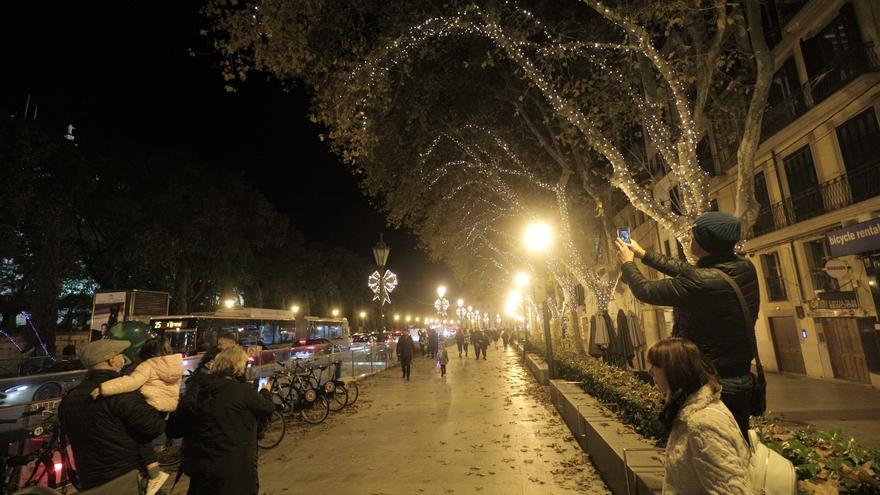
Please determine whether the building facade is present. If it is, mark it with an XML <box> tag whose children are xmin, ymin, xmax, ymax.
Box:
<box><xmin>608</xmin><ymin>0</ymin><xmax>880</xmax><ymax>387</ymax></box>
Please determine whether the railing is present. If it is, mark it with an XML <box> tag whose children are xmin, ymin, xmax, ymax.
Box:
<box><xmin>752</xmin><ymin>165</ymin><xmax>880</xmax><ymax>237</ymax></box>
<box><xmin>761</xmin><ymin>43</ymin><xmax>879</xmax><ymax>142</ymax></box>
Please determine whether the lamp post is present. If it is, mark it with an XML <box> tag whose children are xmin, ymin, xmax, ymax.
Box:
<box><xmin>359</xmin><ymin>311</ymin><xmax>367</xmax><ymax>333</ymax></box>
<box><xmin>524</xmin><ymin>222</ymin><xmax>556</xmax><ymax>379</ymax></box>
<box><xmin>370</xmin><ymin>234</ymin><xmax>397</xmax><ymax>333</ymax></box>
<box><xmin>515</xmin><ymin>271</ymin><xmax>529</xmax><ymax>358</ymax></box>
<box><xmin>434</xmin><ymin>286</ymin><xmax>449</xmax><ymax>341</ymax></box>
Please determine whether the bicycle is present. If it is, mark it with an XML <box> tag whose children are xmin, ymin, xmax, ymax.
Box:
<box><xmin>257</xmin><ymin>364</ymin><xmax>330</xmax><ymax>449</ymax></box>
<box><xmin>0</xmin><ymin>409</ymin><xmax>76</xmax><ymax>495</ymax></box>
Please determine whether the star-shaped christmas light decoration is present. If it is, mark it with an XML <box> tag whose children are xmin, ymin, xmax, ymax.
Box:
<box><xmin>368</xmin><ymin>270</ymin><xmax>398</xmax><ymax>305</ymax></box>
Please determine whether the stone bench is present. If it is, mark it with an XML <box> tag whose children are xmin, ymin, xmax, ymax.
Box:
<box><xmin>525</xmin><ymin>352</ymin><xmax>550</xmax><ymax>385</ymax></box>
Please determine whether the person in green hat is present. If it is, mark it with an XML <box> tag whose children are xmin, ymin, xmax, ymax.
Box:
<box><xmin>59</xmin><ymin>339</ymin><xmax>166</xmax><ymax>491</ymax></box>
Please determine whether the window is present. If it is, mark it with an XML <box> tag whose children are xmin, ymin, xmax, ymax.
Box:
<box><xmin>669</xmin><ymin>186</ymin><xmax>682</xmax><ymax>215</ymax></box>
<box><xmin>801</xmin><ymin>3</ymin><xmax>868</xmax><ymax>104</ymax></box>
<box><xmin>753</xmin><ymin>171</ymin><xmax>775</xmax><ymax>235</ymax></box>
<box><xmin>760</xmin><ymin>0</ymin><xmax>809</xmax><ymax>48</ymax></box>
<box><xmin>805</xmin><ymin>239</ymin><xmax>839</xmax><ymax>292</ymax></box>
<box><xmin>697</xmin><ymin>135</ymin><xmax>716</xmax><ymax>176</ymax></box>
<box><xmin>836</xmin><ymin>108</ymin><xmax>880</xmax><ymax>204</ymax></box>
<box><xmin>783</xmin><ymin>146</ymin><xmax>823</xmax><ymax>222</ymax></box>
<box><xmin>762</xmin><ymin>57</ymin><xmax>805</xmax><ymax>140</ymax></box>
<box><xmin>761</xmin><ymin>252</ymin><xmax>788</xmax><ymax>301</ymax></box>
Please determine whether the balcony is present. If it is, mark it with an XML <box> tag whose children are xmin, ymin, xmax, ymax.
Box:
<box><xmin>761</xmin><ymin>43</ymin><xmax>879</xmax><ymax>142</ymax></box>
<box><xmin>751</xmin><ymin>165</ymin><xmax>880</xmax><ymax>237</ymax></box>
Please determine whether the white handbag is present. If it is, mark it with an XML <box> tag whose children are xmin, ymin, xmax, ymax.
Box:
<box><xmin>748</xmin><ymin>430</ymin><xmax>797</xmax><ymax>495</ymax></box>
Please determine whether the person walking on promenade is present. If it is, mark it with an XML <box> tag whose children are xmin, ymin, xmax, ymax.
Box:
<box><xmin>501</xmin><ymin>330</ymin><xmax>510</xmax><ymax>350</ymax></box>
<box><xmin>439</xmin><ymin>347</ymin><xmax>449</xmax><ymax>377</ymax></box>
<box><xmin>167</xmin><ymin>346</ymin><xmax>275</xmax><ymax>495</ymax></box>
<box><xmin>60</xmin><ymin>339</ymin><xmax>166</xmax><ymax>492</ymax></box>
<box><xmin>396</xmin><ymin>328</ymin><xmax>416</xmax><ymax>381</ymax></box>
<box><xmin>616</xmin><ymin>211</ymin><xmax>758</xmax><ymax>441</ymax></box>
<box><xmin>647</xmin><ymin>338</ymin><xmax>750</xmax><ymax>494</ymax></box>
<box><xmin>491</xmin><ymin>330</ymin><xmax>500</xmax><ymax>349</ymax></box>
<box><xmin>462</xmin><ymin>329</ymin><xmax>470</xmax><ymax>357</ymax></box>
<box><xmin>418</xmin><ymin>328</ymin><xmax>427</xmax><ymax>356</ymax></box>
<box><xmin>90</xmin><ymin>338</ymin><xmax>183</xmax><ymax>494</ymax></box>
<box><xmin>472</xmin><ymin>330</ymin><xmax>482</xmax><ymax>360</ymax></box>
<box><xmin>480</xmin><ymin>330</ymin><xmax>489</xmax><ymax>360</ymax></box>
<box><xmin>455</xmin><ymin>329</ymin><xmax>465</xmax><ymax>358</ymax></box>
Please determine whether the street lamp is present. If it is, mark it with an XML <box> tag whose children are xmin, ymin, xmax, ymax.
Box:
<box><xmin>434</xmin><ymin>285</ymin><xmax>450</xmax><ymax>349</ymax></box>
<box><xmin>370</xmin><ymin>234</ymin><xmax>397</xmax><ymax>332</ymax></box>
<box><xmin>290</xmin><ymin>305</ymin><xmax>300</xmax><ymax>315</ymax></box>
<box><xmin>223</xmin><ymin>298</ymin><xmax>235</xmax><ymax>309</ymax></box>
<box><xmin>332</xmin><ymin>308</ymin><xmax>340</xmax><ymax>318</ymax></box>
<box><xmin>523</xmin><ymin>221</ymin><xmax>556</xmax><ymax>379</ymax></box>
<box><xmin>359</xmin><ymin>311</ymin><xmax>367</xmax><ymax>333</ymax></box>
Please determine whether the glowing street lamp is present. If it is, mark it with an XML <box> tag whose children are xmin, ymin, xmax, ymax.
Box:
<box><xmin>290</xmin><ymin>305</ymin><xmax>300</xmax><ymax>315</ymax></box>
<box><xmin>223</xmin><ymin>298</ymin><xmax>236</xmax><ymax>309</ymax></box>
<box><xmin>331</xmin><ymin>309</ymin><xmax>340</xmax><ymax>318</ymax></box>
<box><xmin>524</xmin><ymin>222</ymin><xmax>553</xmax><ymax>253</ymax></box>
<box><xmin>515</xmin><ymin>271</ymin><xmax>530</xmax><ymax>288</ymax></box>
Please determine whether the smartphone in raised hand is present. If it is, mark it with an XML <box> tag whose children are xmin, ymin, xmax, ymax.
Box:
<box><xmin>617</xmin><ymin>227</ymin><xmax>631</xmax><ymax>244</ymax></box>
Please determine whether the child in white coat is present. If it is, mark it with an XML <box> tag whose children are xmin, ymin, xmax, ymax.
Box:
<box><xmin>91</xmin><ymin>338</ymin><xmax>183</xmax><ymax>495</ymax></box>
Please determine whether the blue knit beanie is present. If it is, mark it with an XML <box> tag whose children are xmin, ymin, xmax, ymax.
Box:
<box><xmin>691</xmin><ymin>212</ymin><xmax>741</xmax><ymax>255</ymax></box>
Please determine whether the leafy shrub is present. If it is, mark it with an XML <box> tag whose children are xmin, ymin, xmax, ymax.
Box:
<box><xmin>523</xmin><ymin>340</ymin><xmax>880</xmax><ymax>494</ymax></box>
<box><xmin>755</xmin><ymin>417</ymin><xmax>880</xmax><ymax>494</ymax></box>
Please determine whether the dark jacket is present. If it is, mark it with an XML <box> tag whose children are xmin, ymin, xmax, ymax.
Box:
<box><xmin>621</xmin><ymin>252</ymin><xmax>759</xmax><ymax>377</ymax></box>
<box><xmin>396</xmin><ymin>335</ymin><xmax>416</xmax><ymax>359</ymax></box>
<box><xmin>167</xmin><ymin>373</ymin><xmax>275</xmax><ymax>495</ymax></box>
<box><xmin>59</xmin><ymin>369</ymin><xmax>166</xmax><ymax>489</ymax></box>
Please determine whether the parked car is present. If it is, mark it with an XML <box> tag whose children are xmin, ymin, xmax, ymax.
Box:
<box><xmin>369</xmin><ymin>333</ymin><xmax>393</xmax><ymax>345</ymax></box>
<box><xmin>292</xmin><ymin>338</ymin><xmax>336</xmax><ymax>359</ymax></box>
<box><xmin>349</xmin><ymin>334</ymin><xmax>375</xmax><ymax>351</ymax></box>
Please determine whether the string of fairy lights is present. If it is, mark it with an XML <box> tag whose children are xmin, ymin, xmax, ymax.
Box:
<box><xmin>332</xmin><ymin>0</ymin><xmax>731</xmax><ymax>313</ymax></box>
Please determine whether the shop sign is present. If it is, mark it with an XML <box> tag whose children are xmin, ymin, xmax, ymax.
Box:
<box><xmin>808</xmin><ymin>291</ymin><xmax>860</xmax><ymax>317</ymax></box>
<box><xmin>823</xmin><ymin>259</ymin><xmax>850</xmax><ymax>279</ymax></box>
<box><xmin>826</xmin><ymin>218</ymin><xmax>880</xmax><ymax>257</ymax></box>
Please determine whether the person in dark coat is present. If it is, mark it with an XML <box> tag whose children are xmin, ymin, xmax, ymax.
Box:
<box><xmin>479</xmin><ymin>330</ymin><xmax>489</xmax><ymax>360</ymax></box>
<box><xmin>192</xmin><ymin>332</ymin><xmax>238</xmax><ymax>377</ymax></box>
<box><xmin>471</xmin><ymin>330</ymin><xmax>482</xmax><ymax>359</ymax></box>
<box><xmin>60</xmin><ymin>339</ymin><xmax>166</xmax><ymax>491</ymax></box>
<box><xmin>396</xmin><ymin>328</ymin><xmax>416</xmax><ymax>380</ymax></box>
<box><xmin>454</xmin><ymin>329</ymin><xmax>465</xmax><ymax>358</ymax></box>
<box><xmin>501</xmin><ymin>330</ymin><xmax>510</xmax><ymax>349</ymax></box>
<box><xmin>616</xmin><ymin>211</ymin><xmax>759</xmax><ymax>441</ymax></box>
<box><xmin>167</xmin><ymin>345</ymin><xmax>274</xmax><ymax>495</ymax></box>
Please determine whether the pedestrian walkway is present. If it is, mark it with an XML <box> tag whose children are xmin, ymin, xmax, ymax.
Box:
<box><xmin>766</xmin><ymin>371</ymin><xmax>880</xmax><ymax>445</ymax></box>
<box><xmin>168</xmin><ymin>345</ymin><xmax>611</xmax><ymax>494</ymax></box>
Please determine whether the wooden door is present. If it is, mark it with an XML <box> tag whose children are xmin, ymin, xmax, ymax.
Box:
<box><xmin>769</xmin><ymin>317</ymin><xmax>807</xmax><ymax>374</ymax></box>
<box><xmin>823</xmin><ymin>318</ymin><xmax>871</xmax><ymax>383</ymax></box>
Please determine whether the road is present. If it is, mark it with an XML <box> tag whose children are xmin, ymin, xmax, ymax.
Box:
<box><xmin>168</xmin><ymin>344</ymin><xmax>610</xmax><ymax>494</ymax></box>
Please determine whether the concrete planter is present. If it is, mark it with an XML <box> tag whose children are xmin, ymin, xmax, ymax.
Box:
<box><xmin>542</xmin><ymin>377</ymin><xmax>665</xmax><ymax>495</ymax></box>
<box><xmin>525</xmin><ymin>352</ymin><xmax>550</xmax><ymax>385</ymax></box>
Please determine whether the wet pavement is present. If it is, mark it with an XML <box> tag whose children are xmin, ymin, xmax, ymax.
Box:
<box><xmin>169</xmin><ymin>344</ymin><xmax>610</xmax><ymax>494</ymax></box>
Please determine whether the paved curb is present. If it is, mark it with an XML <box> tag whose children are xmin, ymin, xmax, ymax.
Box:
<box><xmin>515</xmin><ymin>345</ymin><xmax>664</xmax><ymax>495</ymax></box>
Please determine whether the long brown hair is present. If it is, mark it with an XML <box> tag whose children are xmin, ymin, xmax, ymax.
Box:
<box><xmin>647</xmin><ymin>337</ymin><xmax>720</xmax><ymax>398</ymax></box>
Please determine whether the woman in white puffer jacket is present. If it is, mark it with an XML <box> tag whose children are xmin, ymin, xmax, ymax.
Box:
<box><xmin>647</xmin><ymin>337</ymin><xmax>751</xmax><ymax>495</ymax></box>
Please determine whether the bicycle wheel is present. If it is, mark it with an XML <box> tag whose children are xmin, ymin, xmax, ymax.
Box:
<box><xmin>257</xmin><ymin>410</ymin><xmax>286</xmax><ymax>449</ymax></box>
<box><xmin>299</xmin><ymin>395</ymin><xmax>330</xmax><ymax>424</ymax></box>
<box><xmin>326</xmin><ymin>382</ymin><xmax>347</xmax><ymax>412</ymax></box>
<box><xmin>345</xmin><ymin>380</ymin><xmax>359</xmax><ymax>406</ymax></box>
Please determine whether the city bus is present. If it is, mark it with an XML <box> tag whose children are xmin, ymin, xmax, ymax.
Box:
<box><xmin>149</xmin><ymin>308</ymin><xmax>351</xmax><ymax>378</ymax></box>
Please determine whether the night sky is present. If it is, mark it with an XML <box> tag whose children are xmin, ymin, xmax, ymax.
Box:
<box><xmin>1</xmin><ymin>0</ymin><xmax>456</xmax><ymax>316</ymax></box>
